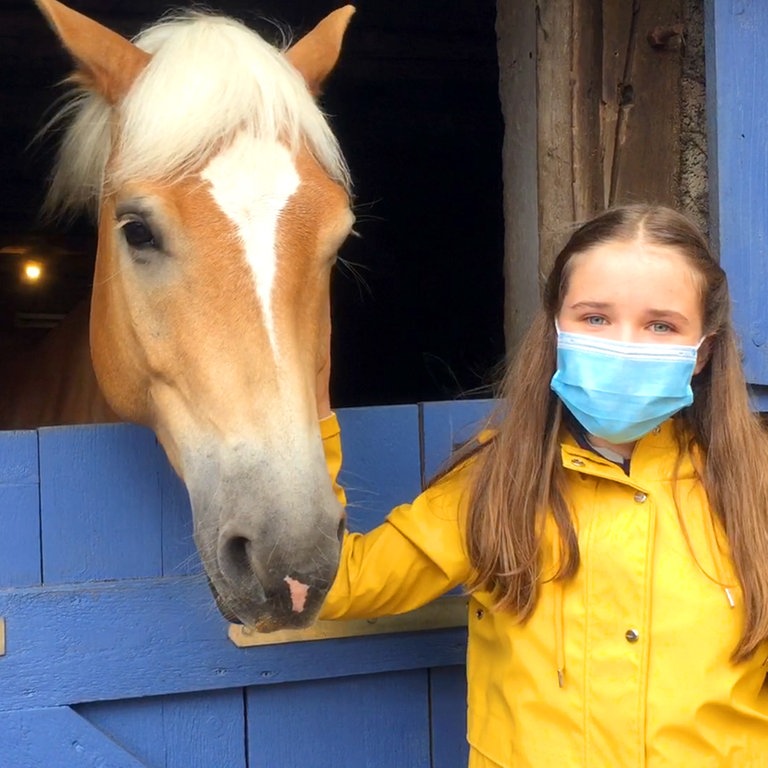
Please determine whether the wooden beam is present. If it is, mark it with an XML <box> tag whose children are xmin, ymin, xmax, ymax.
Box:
<box><xmin>608</xmin><ymin>0</ymin><xmax>684</xmax><ymax>206</ymax></box>
<box><xmin>572</xmin><ymin>0</ymin><xmax>603</xmax><ymax>221</ymax></box>
<box><xmin>496</xmin><ymin>0</ymin><xmax>540</xmax><ymax>354</ymax></box>
<box><xmin>230</xmin><ymin>595</ymin><xmax>469</xmax><ymax>647</ymax></box>
<box><xmin>537</xmin><ymin>0</ymin><xmax>576</xmax><ymax>275</ymax></box>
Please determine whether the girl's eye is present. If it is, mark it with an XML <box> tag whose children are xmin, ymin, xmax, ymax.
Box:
<box><xmin>650</xmin><ymin>322</ymin><xmax>673</xmax><ymax>333</ymax></box>
<box><xmin>585</xmin><ymin>315</ymin><xmax>607</xmax><ymax>326</ymax></box>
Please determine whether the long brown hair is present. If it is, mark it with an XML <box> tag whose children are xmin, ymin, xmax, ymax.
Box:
<box><xmin>462</xmin><ymin>204</ymin><xmax>768</xmax><ymax>661</ymax></box>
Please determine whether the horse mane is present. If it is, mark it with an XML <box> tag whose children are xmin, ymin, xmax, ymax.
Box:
<box><xmin>43</xmin><ymin>12</ymin><xmax>351</xmax><ymax>220</ymax></box>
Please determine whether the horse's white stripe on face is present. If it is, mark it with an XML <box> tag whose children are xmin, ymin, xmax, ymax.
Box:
<box><xmin>201</xmin><ymin>133</ymin><xmax>300</xmax><ymax>354</ymax></box>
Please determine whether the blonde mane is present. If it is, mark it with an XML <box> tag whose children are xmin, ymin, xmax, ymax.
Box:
<box><xmin>44</xmin><ymin>12</ymin><xmax>351</xmax><ymax>219</ymax></box>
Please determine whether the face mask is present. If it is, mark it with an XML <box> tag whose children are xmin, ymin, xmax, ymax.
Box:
<box><xmin>550</xmin><ymin>327</ymin><xmax>702</xmax><ymax>444</ymax></box>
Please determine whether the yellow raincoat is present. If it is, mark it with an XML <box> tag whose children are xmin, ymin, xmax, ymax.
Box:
<box><xmin>320</xmin><ymin>415</ymin><xmax>768</xmax><ymax>767</ymax></box>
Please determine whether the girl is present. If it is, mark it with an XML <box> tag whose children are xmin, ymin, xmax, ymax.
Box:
<box><xmin>318</xmin><ymin>205</ymin><xmax>768</xmax><ymax>767</ymax></box>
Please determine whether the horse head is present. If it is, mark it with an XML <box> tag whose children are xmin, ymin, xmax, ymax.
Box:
<box><xmin>35</xmin><ymin>0</ymin><xmax>355</xmax><ymax>630</ymax></box>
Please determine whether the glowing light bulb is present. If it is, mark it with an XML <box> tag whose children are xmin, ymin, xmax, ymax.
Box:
<box><xmin>22</xmin><ymin>261</ymin><xmax>43</xmax><ymax>283</ymax></box>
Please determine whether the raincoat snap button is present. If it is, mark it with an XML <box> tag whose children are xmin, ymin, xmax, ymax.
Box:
<box><xmin>475</xmin><ymin>609</ymin><xmax>484</xmax><ymax>620</ymax></box>
<box><xmin>633</xmin><ymin>492</ymin><xmax>647</xmax><ymax>503</ymax></box>
<box><xmin>625</xmin><ymin>629</ymin><xmax>640</xmax><ymax>643</ymax></box>
<box><xmin>571</xmin><ymin>458</ymin><xmax>586</xmax><ymax>467</ymax></box>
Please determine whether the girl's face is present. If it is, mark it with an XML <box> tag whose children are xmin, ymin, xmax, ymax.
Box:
<box><xmin>557</xmin><ymin>239</ymin><xmax>710</xmax><ymax>373</ymax></box>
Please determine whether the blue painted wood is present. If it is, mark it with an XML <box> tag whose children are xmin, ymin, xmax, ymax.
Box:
<box><xmin>77</xmin><ymin>690</ymin><xmax>245</xmax><ymax>768</ymax></box>
<box><xmin>705</xmin><ymin>0</ymin><xmax>768</xmax><ymax>385</ymax></box>
<box><xmin>1</xmin><ymin>706</ymin><xmax>149</xmax><ymax>768</ymax></box>
<box><xmin>0</xmin><ymin>431</ymin><xmax>41</xmax><ymax>587</ymax></box>
<box><xmin>430</xmin><ymin>666</ymin><xmax>469</xmax><ymax>768</ymax></box>
<box><xmin>0</xmin><ymin>405</ymin><xmax>475</xmax><ymax>765</ymax></box>
<box><xmin>38</xmin><ymin>424</ymin><xmax>165</xmax><ymax>584</ymax></box>
<box><xmin>158</xmin><ymin>460</ymin><xmax>199</xmax><ymax>577</ymax></box>
<box><xmin>336</xmin><ymin>404</ymin><xmax>422</xmax><ymax>532</ymax></box>
<box><xmin>748</xmin><ymin>385</ymin><xmax>768</xmax><ymax>412</ymax></box>
<box><xmin>0</xmin><ymin>576</ymin><xmax>466</xmax><ymax>710</ymax></box>
<box><xmin>420</xmin><ymin>399</ymin><xmax>496</xmax><ymax>484</ymax></box>
<box><xmin>246</xmin><ymin>671</ymin><xmax>431</xmax><ymax>768</ymax></box>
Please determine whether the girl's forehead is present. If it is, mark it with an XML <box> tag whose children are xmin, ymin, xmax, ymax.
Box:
<box><xmin>566</xmin><ymin>240</ymin><xmax>701</xmax><ymax>294</ymax></box>
<box><xmin>560</xmin><ymin>240</ymin><xmax>705</xmax><ymax>332</ymax></box>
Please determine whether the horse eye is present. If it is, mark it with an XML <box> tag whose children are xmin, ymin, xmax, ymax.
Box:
<box><xmin>121</xmin><ymin>218</ymin><xmax>158</xmax><ymax>250</ymax></box>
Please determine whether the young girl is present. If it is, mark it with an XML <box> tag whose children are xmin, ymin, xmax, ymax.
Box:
<box><xmin>318</xmin><ymin>204</ymin><xmax>768</xmax><ymax>767</ymax></box>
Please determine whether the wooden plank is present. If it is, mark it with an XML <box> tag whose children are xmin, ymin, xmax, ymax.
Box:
<box><xmin>0</xmin><ymin>431</ymin><xmax>41</xmax><ymax>587</ymax></box>
<box><xmin>495</xmin><ymin>0</ymin><xmax>541</xmax><ymax>353</ymax></box>
<box><xmin>336</xmin><ymin>404</ymin><xmax>421</xmax><ymax>532</ymax></box>
<box><xmin>38</xmin><ymin>424</ymin><xmax>164</xmax><ymax>583</ymax></box>
<box><xmin>430</xmin><ymin>666</ymin><xmax>469</xmax><ymax>768</ymax></box>
<box><xmin>246</xmin><ymin>670</ymin><xmax>431</xmax><ymax>768</ymax></box>
<box><xmin>1</xmin><ymin>706</ymin><xmax>149</xmax><ymax>768</ymax></box>
<box><xmin>705</xmin><ymin>0</ymin><xmax>768</xmax><ymax>392</ymax></box>
<box><xmin>0</xmin><ymin>576</ymin><xmax>466</xmax><ymax>710</ymax></box>
<box><xmin>536</xmin><ymin>0</ymin><xmax>575</xmax><ymax>276</ymax></box>
<box><xmin>230</xmin><ymin>594</ymin><xmax>468</xmax><ymax>647</ymax></box>
<box><xmin>420</xmin><ymin>399</ymin><xmax>496</xmax><ymax>482</ymax></box>
<box><xmin>77</xmin><ymin>690</ymin><xmax>245</xmax><ymax>768</ymax></box>
<box><xmin>610</xmin><ymin>0</ymin><xmax>683</xmax><ymax>206</ymax></box>
<box><xmin>572</xmin><ymin>0</ymin><xmax>603</xmax><ymax>219</ymax></box>
<box><xmin>602</xmin><ymin>2</ymin><xmax>635</xmax><ymax>205</ymax></box>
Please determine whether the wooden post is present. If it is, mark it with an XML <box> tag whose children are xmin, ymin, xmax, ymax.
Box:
<box><xmin>496</xmin><ymin>0</ymin><xmax>541</xmax><ymax>355</ymax></box>
<box><xmin>606</xmin><ymin>1</ymin><xmax>684</xmax><ymax>208</ymax></box>
<box><xmin>536</xmin><ymin>0</ymin><xmax>604</xmax><ymax>275</ymax></box>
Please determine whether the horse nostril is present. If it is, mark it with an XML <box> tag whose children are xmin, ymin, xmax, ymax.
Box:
<box><xmin>220</xmin><ymin>535</ymin><xmax>253</xmax><ymax>583</ymax></box>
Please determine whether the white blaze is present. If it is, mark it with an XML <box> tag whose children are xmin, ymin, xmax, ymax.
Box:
<box><xmin>201</xmin><ymin>133</ymin><xmax>300</xmax><ymax>355</ymax></box>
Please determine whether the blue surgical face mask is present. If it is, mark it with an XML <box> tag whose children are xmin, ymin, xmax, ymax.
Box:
<box><xmin>550</xmin><ymin>326</ymin><xmax>703</xmax><ymax>444</ymax></box>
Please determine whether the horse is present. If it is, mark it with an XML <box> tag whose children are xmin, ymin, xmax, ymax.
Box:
<box><xmin>8</xmin><ymin>0</ymin><xmax>356</xmax><ymax>631</ymax></box>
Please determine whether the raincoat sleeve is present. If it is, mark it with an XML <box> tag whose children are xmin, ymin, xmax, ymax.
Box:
<box><xmin>320</xmin><ymin>414</ymin><xmax>473</xmax><ymax>620</ymax></box>
<box><xmin>320</xmin><ymin>412</ymin><xmax>347</xmax><ymax>507</ymax></box>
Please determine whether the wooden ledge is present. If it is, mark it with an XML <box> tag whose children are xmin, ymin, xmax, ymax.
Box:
<box><xmin>229</xmin><ymin>594</ymin><xmax>468</xmax><ymax>648</ymax></box>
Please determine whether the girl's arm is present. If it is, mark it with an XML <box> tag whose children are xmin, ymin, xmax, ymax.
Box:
<box><xmin>320</xmin><ymin>412</ymin><xmax>347</xmax><ymax>507</ymax></box>
<box><xmin>320</xmin><ymin>415</ymin><xmax>472</xmax><ymax>620</ymax></box>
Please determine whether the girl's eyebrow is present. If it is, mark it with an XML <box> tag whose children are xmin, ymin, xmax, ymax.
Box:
<box><xmin>567</xmin><ymin>302</ymin><xmax>692</xmax><ymax>325</ymax></box>
<box><xmin>643</xmin><ymin>309</ymin><xmax>691</xmax><ymax>324</ymax></box>
<box><xmin>568</xmin><ymin>301</ymin><xmax>613</xmax><ymax>311</ymax></box>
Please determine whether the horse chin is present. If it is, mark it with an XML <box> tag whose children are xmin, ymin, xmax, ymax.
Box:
<box><xmin>246</xmin><ymin>611</ymin><xmax>319</xmax><ymax>633</ymax></box>
<box><xmin>206</xmin><ymin>576</ymin><xmax>324</xmax><ymax>631</ymax></box>
<box><xmin>207</xmin><ymin>577</ymin><xmax>243</xmax><ymax>624</ymax></box>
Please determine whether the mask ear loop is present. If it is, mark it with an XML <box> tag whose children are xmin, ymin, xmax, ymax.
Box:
<box><xmin>693</xmin><ymin>334</ymin><xmax>715</xmax><ymax>374</ymax></box>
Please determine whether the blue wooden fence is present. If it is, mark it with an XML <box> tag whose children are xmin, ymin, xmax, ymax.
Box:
<box><xmin>705</xmin><ymin>0</ymin><xmax>768</xmax><ymax>407</ymax></box>
<box><xmin>0</xmin><ymin>400</ymin><xmax>494</xmax><ymax>768</ymax></box>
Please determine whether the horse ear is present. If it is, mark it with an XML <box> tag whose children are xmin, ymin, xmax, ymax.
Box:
<box><xmin>35</xmin><ymin>0</ymin><xmax>150</xmax><ymax>104</ymax></box>
<box><xmin>286</xmin><ymin>6</ymin><xmax>355</xmax><ymax>96</ymax></box>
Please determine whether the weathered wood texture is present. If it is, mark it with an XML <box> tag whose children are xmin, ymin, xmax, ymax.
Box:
<box><xmin>536</xmin><ymin>0</ymin><xmax>604</xmax><ymax>274</ymax></box>
<box><xmin>497</xmin><ymin>0</ymin><xmax>704</xmax><ymax>347</ymax></box>
<box><xmin>495</xmin><ymin>1</ymin><xmax>540</xmax><ymax>356</ymax></box>
<box><xmin>606</xmin><ymin>2</ymin><xmax>684</xmax><ymax>209</ymax></box>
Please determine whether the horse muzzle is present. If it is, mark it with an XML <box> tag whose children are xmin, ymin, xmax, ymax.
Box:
<box><xmin>206</xmin><ymin>564</ymin><xmax>336</xmax><ymax>630</ymax></box>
